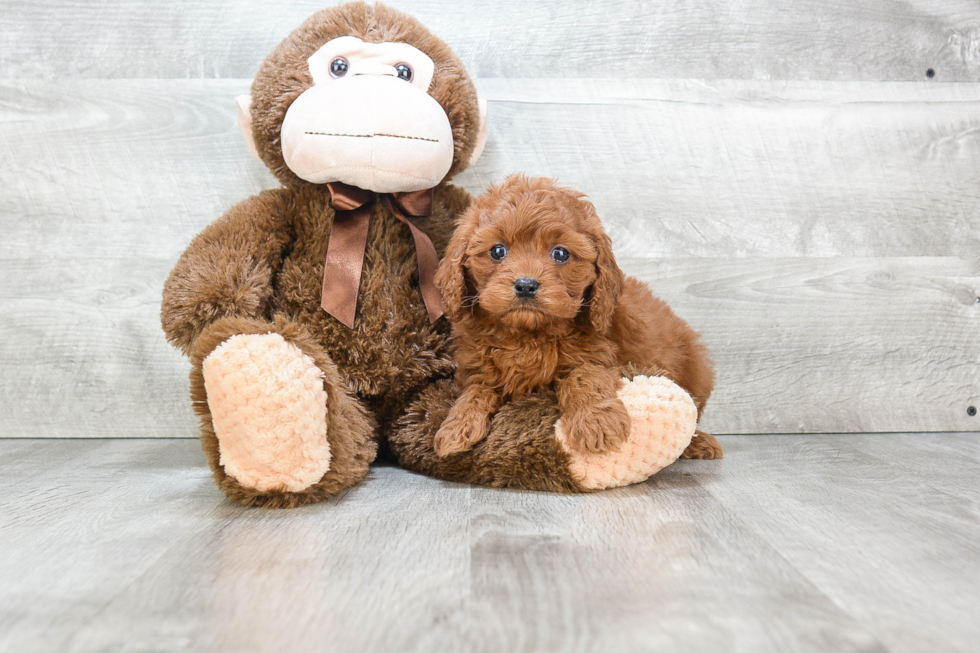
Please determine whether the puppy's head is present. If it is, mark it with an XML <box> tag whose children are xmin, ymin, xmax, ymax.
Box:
<box><xmin>437</xmin><ymin>175</ymin><xmax>624</xmax><ymax>333</ymax></box>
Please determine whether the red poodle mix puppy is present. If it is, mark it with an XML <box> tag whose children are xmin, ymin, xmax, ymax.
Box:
<box><xmin>433</xmin><ymin>175</ymin><xmax>720</xmax><ymax>459</ymax></box>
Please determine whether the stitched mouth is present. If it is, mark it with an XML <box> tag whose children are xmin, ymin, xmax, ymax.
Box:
<box><xmin>304</xmin><ymin>131</ymin><xmax>439</xmax><ymax>143</ymax></box>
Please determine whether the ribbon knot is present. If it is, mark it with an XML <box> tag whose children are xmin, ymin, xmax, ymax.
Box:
<box><xmin>320</xmin><ymin>182</ymin><xmax>444</xmax><ymax>328</ymax></box>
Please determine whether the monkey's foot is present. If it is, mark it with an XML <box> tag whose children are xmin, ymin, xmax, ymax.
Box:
<box><xmin>555</xmin><ymin>375</ymin><xmax>697</xmax><ymax>490</ymax></box>
<box><xmin>202</xmin><ymin>333</ymin><xmax>331</xmax><ymax>493</ymax></box>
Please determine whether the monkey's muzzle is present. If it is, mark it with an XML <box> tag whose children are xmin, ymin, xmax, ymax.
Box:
<box><xmin>280</xmin><ymin>75</ymin><xmax>454</xmax><ymax>193</ymax></box>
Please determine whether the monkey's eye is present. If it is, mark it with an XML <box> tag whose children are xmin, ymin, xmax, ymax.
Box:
<box><xmin>551</xmin><ymin>247</ymin><xmax>570</xmax><ymax>263</ymax></box>
<box><xmin>489</xmin><ymin>244</ymin><xmax>507</xmax><ymax>261</ymax></box>
<box><xmin>330</xmin><ymin>57</ymin><xmax>349</xmax><ymax>78</ymax></box>
<box><xmin>395</xmin><ymin>63</ymin><xmax>413</xmax><ymax>82</ymax></box>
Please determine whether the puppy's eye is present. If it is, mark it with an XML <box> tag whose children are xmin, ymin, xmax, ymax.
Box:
<box><xmin>489</xmin><ymin>244</ymin><xmax>507</xmax><ymax>261</ymax></box>
<box><xmin>395</xmin><ymin>63</ymin><xmax>413</xmax><ymax>81</ymax></box>
<box><xmin>330</xmin><ymin>57</ymin><xmax>349</xmax><ymax>78</ymax></box>
<box><xmin>551</xmin><ymin>247</ymin><xmax>570</xmax><ymax>263</ymax></box>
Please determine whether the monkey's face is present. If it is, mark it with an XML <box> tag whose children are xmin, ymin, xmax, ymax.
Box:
<box><xmin>278</xmin><ymin>36</ymin><xmax>455</xmax><ymax>193</ymax></box>
<box><xmin>241</xmin><ymin>4</ymin><xmax>486</xmax><ymax>190</ymax></box>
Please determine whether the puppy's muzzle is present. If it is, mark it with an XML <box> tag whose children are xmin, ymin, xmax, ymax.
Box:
<box><xmin>514</xmin><ymin>277</ymin><xmax>540</xmax><ymax>299</ymax></box>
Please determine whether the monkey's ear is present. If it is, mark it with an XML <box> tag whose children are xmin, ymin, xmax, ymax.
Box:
<box><xmin>467</xmin><ymin>95</ymin><xmax>489</xmax><ymax>167</ymax></box>
<box><xmin>236</xmin><ymin>95</ymin><xmax>262</xmax><ymax>160</ymax></box>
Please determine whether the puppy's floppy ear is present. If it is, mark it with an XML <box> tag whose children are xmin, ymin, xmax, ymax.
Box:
<box><xmin>585</xmin><ymin>206</ymin><xmax>625</xmax><ymax>335</ymax></box>
<box><xmin>436</xmin><ymin>213</ymin><xmax>475</xmax><ymax>321</ymax></box>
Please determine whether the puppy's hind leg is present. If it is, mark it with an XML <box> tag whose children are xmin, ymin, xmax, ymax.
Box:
<box><xmin>682</xmin><ymin>430</ymin><xmax>724</xmax><ymax>459</ymax></box>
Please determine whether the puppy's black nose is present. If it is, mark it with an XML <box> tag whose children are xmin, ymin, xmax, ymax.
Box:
<box><xmin>514</xmin><ymin>277</ymin><xmax>540</xmax><ymax>298</ymax></box>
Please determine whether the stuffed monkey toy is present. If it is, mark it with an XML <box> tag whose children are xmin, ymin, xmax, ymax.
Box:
<box><xmin>161</xmin><ymin>2</ymin><xmax>719</xmax><ymax>508</ymax></box>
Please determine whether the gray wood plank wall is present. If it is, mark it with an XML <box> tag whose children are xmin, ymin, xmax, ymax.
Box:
<box><xmin>1</xmin><ymin>1</ymin><xmax>978</xmax><ymax>437</ymax></box>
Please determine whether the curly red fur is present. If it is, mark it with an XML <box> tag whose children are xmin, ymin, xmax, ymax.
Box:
<box><xmin>433</xmin><ymin>175</ymin><xmax>717</xmax><ymax>457</ymax></box>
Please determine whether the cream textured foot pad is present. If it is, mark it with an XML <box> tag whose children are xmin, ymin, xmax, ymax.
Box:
<box><xmin>202</xmin><ymin>333</ymin><xmax>331</xmax><ymax>492</ymax></box>
<box><xmin>556</xmin><ymin>375</ymin><xmax>697</xmax><ymax>490</ymax></box>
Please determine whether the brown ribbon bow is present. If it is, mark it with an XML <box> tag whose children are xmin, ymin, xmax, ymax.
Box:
<box><xmin>321</xmin><ymin>182</ymin><xmax>443</xmax><ymax>328</ymax></box>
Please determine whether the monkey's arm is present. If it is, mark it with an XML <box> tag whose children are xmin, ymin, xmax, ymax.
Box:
<box><xmin>161</xmin><ymin>188</ymin><xmax>295</xmax><ymax>355</ymax></box>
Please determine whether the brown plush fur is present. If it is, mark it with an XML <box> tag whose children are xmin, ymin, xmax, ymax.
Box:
<box><xmin>162</xmin><ymin>175</ymin><xmax>478</xmax><ymax>505</ymax></box>
<box><xmin>432</xmin><ymin>175</ymin><xmax>719</xmax><ymax>459</ymax></box>
<box><xmin>389</xmin><ymin>380</ymin><xmax>582</xmax><ymax>492</ymax></box>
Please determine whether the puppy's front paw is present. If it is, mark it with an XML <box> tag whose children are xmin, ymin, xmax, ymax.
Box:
<box><xmin>561</xmin><ymin>397</ymin><xmax>631</xmax><ymax>454</ymax></box>
<box><xmin>434</xmin><ymin>410</ymin><xmax>490</xmax><ymax>457</ymax></box>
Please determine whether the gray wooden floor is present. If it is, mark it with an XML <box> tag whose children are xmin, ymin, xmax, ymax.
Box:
<box><xmin>1</xmin><ymin>435</ymin><xmax>977</xmax><ymax>652</ymax></box>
